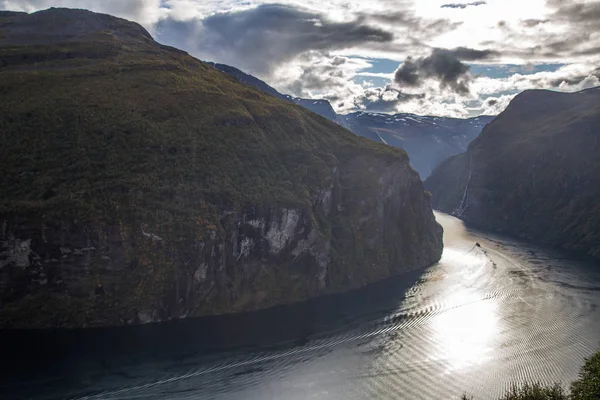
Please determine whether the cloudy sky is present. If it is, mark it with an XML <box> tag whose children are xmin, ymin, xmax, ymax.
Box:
<box><xmin>2</xmin><ymin>0</ymin><xmax>600</xmax><ymax>117</ymax></box>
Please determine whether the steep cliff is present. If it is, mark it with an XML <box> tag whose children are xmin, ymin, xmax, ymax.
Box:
<box><xmin>425</xmin><ymin>88</ymin><xmax>600</xmax><ymax>258</ymax></box>
<box><xmin>0</xmin><ymin>8</ymin><xmax>443</xmax><ymax>328</ymax></box>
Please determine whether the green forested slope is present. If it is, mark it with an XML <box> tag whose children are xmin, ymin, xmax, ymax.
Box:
<box><xmin>0</xmin><ymin>8</ymin><xmax>442</xmax><ymax>328</ymax></box>
<box><xmin>426</xmin><ymin>88</ymin><xmax>600</xmax><ymax>258</ymax></box>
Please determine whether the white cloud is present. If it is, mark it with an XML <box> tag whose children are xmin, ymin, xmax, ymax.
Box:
<box><xmin>470</xmin><ymin>63</ymin><xmax>600</xmax><ymax>97</ymax></box>
<box><xmin>479</xmin><ymin>94</ymin><xmax>517</xmax><ymax>115</ymax></box>
<box><xmin>558</xmin><ymin>75</ymin><xmax>600</xmax><ymax>92</ymax></box>
<box><xmin>2</xmin><ymin>0</ymin><xmax>599</xmax><ymax>117</ymax></box>
<box><xmin>1</xmin><ymin>0</ymin><xmax>166</xmax><ymax>26</ymax></box>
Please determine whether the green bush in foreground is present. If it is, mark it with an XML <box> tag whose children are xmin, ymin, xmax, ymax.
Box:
<box><xmin>499</xmin><ymin>383</ymin><xmax>567</xmax><ymax>400</ymax></box>
<box><xmin>570</xmin><ymin>351</ymin><xmax>600</xmax><ymax>400</ymax></box>
<box><xmin>462</xmin><ymin>352</ymin><xmax>600</xmax><ymax>400</ymax></box>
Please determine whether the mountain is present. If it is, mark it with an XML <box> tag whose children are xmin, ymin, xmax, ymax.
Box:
<box><xmin>209</xmin><ymin>63</ymin><xmax>493</xmax><ymax>178</ymax></box>
<box><xmin>425</xmin><ymin>88</ymin><xmax>600</xmax><ymax>258</ymax></box>
<box><xmin>0</xmin><ymin>8</ymin><xmax>443</xmax><ymax>328</ymax></box>
<box><xmin>341</xmin><ymin>113</ymin><xmax>495</xmax><ymax>178</ymax></box>
<box><xmin>209</xmin><ymin>63</ymin><xmax>346</xmax><ymax>126</ymax></box>
<box><xmin>208</xmin><ymin>63</ymin><xmax>286</xmax><ymax>101</ymax></box>
<box><xmin>291</xmin><ymin>98</ymin><xmax>342</xmax><ymax>125</ymax></box>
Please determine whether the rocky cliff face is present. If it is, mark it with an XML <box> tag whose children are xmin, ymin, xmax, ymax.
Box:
<box><xmin>425</xmin><ymin>88</ymin><xmax>600</xmax><ymax>258</ymax></box>
<box><xmin>0</xmin><ymin>8</ymin><xmax>442</xmax><ymax>329</ymax></box>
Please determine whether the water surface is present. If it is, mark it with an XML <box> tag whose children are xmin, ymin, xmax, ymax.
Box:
<box><xmin>2</xmin><ymin>213</ymin><xmax>600</xmax><ymax>399</ymax></box>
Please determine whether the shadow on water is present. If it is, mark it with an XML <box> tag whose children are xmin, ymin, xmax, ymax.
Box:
<box><xmin>0</xmin><ymin>268</ymin><xmax>426</xmax><ymax>398</ymax></box>
<box><xmin>3</xmin><ymin>215</ymin><xmax>600</xmax><ymax>400</ymax></box>
<box><xmin>462</xmin><ymin>219</ymin><xmax>600</xmax><ymax>265</ymax></box>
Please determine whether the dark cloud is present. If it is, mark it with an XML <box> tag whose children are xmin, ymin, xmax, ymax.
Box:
<box><xmin>575</xmin><ymin>46</ymin><xmax>600</xmax><ymax>56</ymax></box>
<box><xmin>485</xmin><ymin>98</ymin><xmax>497</xmax><ymax>106</ymax></box>
<box><xmin>331</xmin><ymin>56</ymin><xmax>347</xmax><ymax>66</ymax></box>
<box><xmin>361</xmin><ymin>10</ymin><xmax>410</xmax><ymax>24</ymax></box>
<box><xmin>395</xmin><ymin>57</ymin><xmax>421</xmax><ymax>86</ymax></box>
<box><xmin>157</xmin><ymin>4</ymin><xmax>393</xmax><ymax>76</ymax></box>
<box><xmin>351</xmin><ymin>86</ymin><xmax>424</xmax><ymax>113</ymax></box>
<box><xmin>549</xmin><ymin>1</ymin><xmax>600</xmax><ymax>25</ymax></box>
<box><xmin>521</xmin><ymin>19</ymin><xmax>549</xmax><ymax>27</ymax></box>
<box><xmin>394</xmin><ymin>47</ymin><xmax>499</xmax><ymax>94</ymax></box>
<box><xmin>478</xmin><ymin>2</ymin><xmax>600</xmax><ymax>61</ymax></box>
<box><xmin>532</xmin><ymin>1</ymin><xmax>600</xmax><ymax>58</ymax></box>
<box><xmin>363</xmin><ymin>11</ymin><xmax>462</xmax><ymax>40</ymax></box>
<box><xmin>546</xmin><ymin>33</ymin><xmax>591</xmax><ymax>53</ymax></box>
<box><xmin>452</xmin><ymin>46</ymin><xmax>499</xmax><ymax>60</ymax></box>
<box><xmin>441</xmin><ymin>1</ymin><xmax>487</xmax><ymax>9</ymax></box>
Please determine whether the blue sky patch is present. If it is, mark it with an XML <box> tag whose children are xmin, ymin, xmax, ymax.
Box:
<box><xmin>355</xmin><ymin>57</ymin><xmax>565</xmax><ymax>79</ymax></box>
<box><xmin>470</xmin><ymin>63</ymin><xmax>564</xmax><ymax>78</ymax></box>
<box><xmin>356</xmin><ymin>58</ymin><xmax>401</xmax><ymax>74</ymax></box>
<box><xmin>353</xmin><ymin>76</ymin><xmax>392</xmax><ymax>88</ymax></box>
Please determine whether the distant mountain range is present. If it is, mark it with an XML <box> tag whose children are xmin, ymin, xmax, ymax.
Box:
<box><xmin>425</xmin><ymin>87</ymin><xmax>600</xmax><ymax>259</ymax></box>
<box><xmin>210</xmin><ymin>63</ymin><xmax>494</xmax><ymax>178</ymax></box>
<box><xmin>341</xmin><ymin>112</ymin><xmax>494</xmax><ymax>178</ymax></box>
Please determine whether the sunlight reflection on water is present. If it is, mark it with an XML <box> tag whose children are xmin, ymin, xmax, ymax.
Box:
<box><xmin>10</xmin><ymin>214</ymin><xmax>600</xmax><ymax>400</ymax></box>
<box><xmin>429</xmin><ymin>248</ymin><xmax>499</xmax><ymax>372</ymax></box>
<box><xmin>432</xmin><ymin>290</ymin><xmax>499</xmax><ymax>371</ymax></box>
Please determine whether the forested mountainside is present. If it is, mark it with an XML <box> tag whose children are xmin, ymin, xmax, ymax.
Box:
<box><xmin>0</xmin><ymin>8</ymin><xmax>442</xmax><ymax>328</ymax></box>
<box><xmin>209</xmin><ymin>64</ymin><xmax>494</xmax><ymax>179</ymax></box>
<box><xmin>426</xmin><ymin>88</ymin><xmax>600</xmax><ymax>258</ymax></box>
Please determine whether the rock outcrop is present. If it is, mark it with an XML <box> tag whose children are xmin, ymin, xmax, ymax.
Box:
<box><xmin>0</xmin><ymin>8</ymin><xmax>442</xmax><ymax>328</ymax></box>
<box><xmin>425</xmin><ymin>88</ymin><xmax>600</xmax><ymax>258</ymax></box>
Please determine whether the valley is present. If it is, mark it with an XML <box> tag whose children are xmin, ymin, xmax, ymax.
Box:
<box><xmin>210</xmin><ymin>62</ymin><xmax>494</xmax><ymax>178</ymax></box>
<box><xmin>3</xmin><ymin>213</ymin><xmax>599</xmax><ymax>399</ymax></box>
<box><xmin>426</xmin><ymin>88</ymin><xmax>600</xmax><ymax>259</ymax></box>
<box><xmin>1</xmin><ymin>5</ymin><xmax>599</xmax><ymax>400</ymax></box>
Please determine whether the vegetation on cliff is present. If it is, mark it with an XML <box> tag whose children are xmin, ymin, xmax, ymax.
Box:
<box><xmin>425</xmin><ymin>88</ymin><xmax>600</xmax><ymax>258</ymax></box>
<box><xmin>0</xmin><ymin>8</ymin><xmax>442</xmax><ymax>328</ymax></box>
